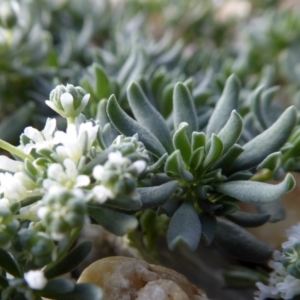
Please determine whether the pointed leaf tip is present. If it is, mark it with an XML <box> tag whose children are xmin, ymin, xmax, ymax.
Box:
<box><xmin>206</xmin><ymin>74</ymin><xmax>240</xmax><ymax>137</ymax></box>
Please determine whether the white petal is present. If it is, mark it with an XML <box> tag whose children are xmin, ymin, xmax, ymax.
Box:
<box><xmin>24</xmin><ymin>270</ymin><xmax>47</xmax><ymax>290</ymax></box>
<box><xmin>0</xmin><ymin>156</ymin><xmax>22</xmax><ymax>173</ymax></box>
<box><xmin>75</xmin><ymin>175</ymin><xmax>90</xmax><ymax>187</ymax></box>
<box><xmin>60</xmin><ymin>93</ymin><xmax>75</xmax><ymax>116</ymax></box>
<box><xmin>43</xmin><ymin>118</ymin><xmax>56</xmax><ymax>136</ymax></box>
<box><xmin>47</xmin><ymin>163</ymin><xmax>63</xmax><ymax>179</ymax></box>
<box><xmin>132</xmin><ymin>160</ymin><xmax>147</xmax><ymax>173</ymax></box>
<box><xmin>24</xmin><ymin>127</ymin><xmax>43</xmax><ymax>143</ymax></box>
<box><xmin>37</xmin><ymin>207</ymin><xmax>49</xmax><ymax>219</ymax></box>
<box><xmin>93</xmin><ymin>165</ymin><xmax>105</xmax><ymax>181</ymax></box>
<box><xmin>75</xmin><ymin>93</ymin><xmax>90</xmax><ymax>115</ymax></box>
<box><xmin>92</xmin><ymin>185</ymin><xmax>112</xmax><ymax>203</ymax></box>
<box><xmin>45</xmin><ymin>100</ymin><xmax>65</xmax><ymax>117</ymax></box>
<box><xmin>108</xmin><ymin>151</ymin><xmax>123</xmax><ymax>164</ymax></box>
<box><xmin>63</xmin><ymin>158</ymin><xmax>77</xmax><ymax>179</ymax></box>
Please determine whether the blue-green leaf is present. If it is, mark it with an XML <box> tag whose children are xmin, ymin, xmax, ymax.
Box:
<box><xmin>88</xmin><ymin>205</ymin><xmax>138</xmax><ymax>236</ymax></box>
<box><xmin>189</xmin><ymin>147</ymin><xmax>205</xmax><ymax>170</ymax></box>
<box><xmin>191</xmin><ymin>132</ymin><xmax>206</xmax><ymax>152</ymax></box>
<box><xmin>43</xmin><ymin>283</ymin><xmax>103</xmax><ymax>300</ymax></box>
<box><xmin>165</xmin><ymin>150</ymin><xmax>194</xmax><ymax>181</ymax></box>
<box><xmin>226</xmin><ymin>211</ymin><xmax>270</xmax><ymax>227</ymax></box>
<box><xmin>214</xmin><ymin>173</ymin><xmax>295</xmax><ymax>203</ymax></box>
<box><xmin>173</xmin><ymin>122</ymin><xmax>191</xmax><ymax>165</ymax></box>
<box><xmin>0</xmin><ymin>248</ymin><xmax>21</xmax><ymax>278</ymax></box>
<box><xmin>137</xmin><ymin>181</ymin><xmax>178</xmax><ymax>208</ymax></box>
<box><xmin>230</xmin><ymin>106</ymin><xmax>297</xmax><ymax>172</ymax></box>
<box><xmin>128</xmin><ymin>82</ymin><xmax>173</xmax><ymax>153</ymax></box>
<box><xmin>206</xmin><ymin>75</ymin><xmax>240</xmax><ymax>137</ymax></box>
<box><xmin>107</xmin><ymin>95</ymin><xmax>166</xmax><ymax>157</ymax></box>
<box><xmin>214</xmin><ymin>219</ymin><xmax>272</xmax><ymax>263</ymax></box>
<box><xmin>199</xmin><ymin>213</ymin><xmax>217</xmax><ymax>245</ymax></box>
<box><xmin>201</xmin><ymin>134</ymin><xmax>223</xmax><ymax>170</ymax></box>
<box><xmin>167</xmin><ymin>201</ymin><xmax>201</xmax><ymax>251</ymax></box>
<box><xmin>45</xmin><ymin>241</ymin><xmax>92</xmax><ymax>279</ymax></box>
<box><xmin>39</xmin><ymin>279</ymin><xmax>75</xmax><ymax>296</ymax></box>
<box><xmin>217</xmin><ymin>110</ymin><xmax>243</xmax><ymax>154</ymax></box>
<box><xmin>173</xmin><ymin>83</ymin><xmax>198</xmax><ymax>136</ymax></box>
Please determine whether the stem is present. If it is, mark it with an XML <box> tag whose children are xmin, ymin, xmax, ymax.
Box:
<box><xmin>67</xmin><ymin>117</ymin><xmax>75</xmax><ymax>125</ymax></box>
<box><xmin>0</xmin><ymin>140</ymin><xmax>32</xmax><ymax>161</ymax></box>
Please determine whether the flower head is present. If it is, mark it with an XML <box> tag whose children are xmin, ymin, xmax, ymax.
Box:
<box><xmin>46</xmin><ymin>84</ymin><xmax>90</xmax><ymax>122</ymax></box>
<box><xmin>24</xmin><ymin>270</ymin><xmax>47</xmax><ymax>290</ymax></box>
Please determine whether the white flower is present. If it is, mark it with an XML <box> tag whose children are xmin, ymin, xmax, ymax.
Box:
<box><xmin>21</xmin><ymin>118</ymin><xmax>57</xmax><ymax>154</ymax></box>
<box><xmin>54</xmin><ymin>122</ymin><xmax>98</xmax><ymax>163</ymax></box>
<box><xmin>45</xmin><ymin>92</ymin><xmax>90</xmax><ymax>119</ymax></box>
<box><xmin>132</xmin><ymin>160</ymin><xmax>147</xmax><ymax>174</ymax></box>
<box><xmin>282</xmin><ymin>223</ymin><xmax>300</xmax><ymax>249</ymax></box>
<box><xmin>0</xmin><ymin>156</ymin><xmax>22</xmax><ymax>173</ymax></box>
<box><xmin>108</xmin><ymin>151</ymin><xmax>127</xmax><ymax>164</ymax></box>
<box><xmin>93</xmin><ymin>165</ymin><xmax>105</xmax><ymax>181</ymax></box>
<box><xmin>92</xmin><ymin>185</ymin><xmax>113</xmax><ymax>204</ymax></box>
<box><xmin>0</xmin><ymin>172</ymin><xmax>38</xmax><ymax>201</ymax></box>
<box><xmin>43</xmin><ymin>158</ymin><xmax>90</xmax><ymax>191</ymax></box>
<box><xmin>24</xmin><ymin>270</ymin><xmax>47</xmax><ymax>290</ymax></box>
<box><xmin>277</xmin><ymin>275</ymin><xmax>300</xmax><ymax>299</ymax></box>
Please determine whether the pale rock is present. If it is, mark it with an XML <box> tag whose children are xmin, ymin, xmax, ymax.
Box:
<box><xmin>77</xmin><ymin>256</ymin><xmax>210</xmax><ymax>300</ymax></box>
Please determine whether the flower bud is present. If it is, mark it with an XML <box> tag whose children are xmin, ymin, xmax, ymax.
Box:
<box><xmin>46</xmin><ymin>84</ymin><xmax>90</xmax><ymax>121</ymax></box>
<box><xmin>281</xmin><ymin>242</ymin><xmax>300</xmax><ymax>279</ymax></box>
<box><xmin>0</xmin><ymin>206</ymin><xmax>19</xmax><ymax>249</ymax></box>
<box><xmin>15</xmin><ymin>229</ymin><xmax>55</xmax><ymax>269</ymax></box>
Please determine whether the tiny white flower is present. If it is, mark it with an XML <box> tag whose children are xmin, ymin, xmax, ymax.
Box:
<box><xmin>132</xmin><ymin>160</ymin><xmax>147</xmax><ymax>174</ymax></box>
<box><xmin>43</xmin><ymin>159</ymin><xmax>90</xmax><ymax>191</ymax></box>
<box><xmin>54</xmin><ymin>122</ymin><xmax>98</xmax><ymax>163</ymax></box>
<box><xmin>93</xmin><ymin>165</ymin><xmax>105</xmax><ymax>181</ymax></box>
<box><xmin>0</xmin><ymin>172</ymin><xmax>38</xmax><ymax>201</ymax></box>
<box><xmin>108</xmin><ymin>151</ymin><xmax>125</xmax><ymax>164</ymax></box>
<box><xmin>21</xmin><ymin>118</ymin><xmax>57</xmax><ymax>154</ymax></box>
<box><xmin>24</xmin><ymin>270</ymin><xmax>47</xmax><ymax>290</ymax></box>
<box><xmin>37</xmin><ymin>207</ymin><xmax>49</xmax><ymax>219</ymax></box>
<box><xmin>92</xmin><ymin>185</ymin><xmax>113</xmax><ymax>203</ymax></box>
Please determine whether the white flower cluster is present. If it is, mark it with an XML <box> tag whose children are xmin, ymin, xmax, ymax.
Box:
<box><xmin>255</xmin><ymin>223</ymin><xmax>300</xmax><ymax>300</ymax></box>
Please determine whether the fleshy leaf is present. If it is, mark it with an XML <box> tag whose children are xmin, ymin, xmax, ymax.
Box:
<box><xmin>206</xmin><ymin>75</ymin><xmax>240</xmax><ymax>137</ymax></box>
<box><xmin>189</xmin><ymin>147</ymin><xmax>205</xmax><ymax>171</ymax></box>
<box><xmin>214</xmin><ymin>219</ymin><xmax>273</xmax><ymax>263</ymax></box>
<box><xmin>0</xmin><ymin>248</ymin><xmax>21</xmax><ymax>278</ymax></box>
<box><xmin>107</xmin><ymin>95</ymin><xmax>166</xmax><ymax>157</ymax></box>
<box><xmin>128</xmin><ymin>82</ymin><xmax>173</xmax><ymax>153</ymax></box>
<box><xmin>137</xmin><ymin>181</ymin><xmax>178</xmax><ymax>208</ymax></box>
<box><xmin>173</xmin><ymin>122</ymin><xmax>192</xmax><ymax>165</ymax></box>
<box><xmin>167</xmin><ymin>201</ymin><xmax>201</xmax><ymax>251</ymax></box>
<box><xmin>230</xmin><ymin>106</ymin><xmax>297</xmax><ymax>172</ymax></box>
<box><xmin>88</xmin><ymin>205</ymin><xmax>138</xmax><ymax>236</ymax></box>
<box><xmin>256</xmin><ymin>201</ymin><xmax>286</xmax><ymax>223</ymax></box>
<box><xmin>165</xmin><ymin>150</ymin><xmax>194</xmax><ymax>181</ymax></box>
<box><xmin>217</xmin><ymin>110</ymin><xmax>243</xmax><ymax>154</ymax></box>
<box><xmin>45</xmin><ymin>241</ymin><xmax>92</xmax><ymax>279</ymax></box>
<box><xmin>214</xmin><ymin>173</ymin><xmax>295</xmax><ymax>203</ymax></box>
<box><xmin>201</xmin><ymin>134</ymin><xmax>223</xmax><ymax>170</ymax></box>
<box><xmin>226</xmin><ymin>211</ymin><xmax>270</xmax><ymax>227</ymax></box>
<box><xmin>103</xmin><ymin>196</ymin><xmax>142</xmax><ymax>211</ymax></box>
<box><xmin>257</xmin><ymin>152</ymin><xmax>282</xmax><ymax>172</ymax></box>
<box><xmin>91</xmin><ymin>63</ymin><xmax>111</xmax><ymax>99</ymax></box>
<box><xmin>173</xmin><ymin>83</ymin><xmax>198</xmax><ymax>136</ymax></box>
<box><xmin>41</xmin><ymin>283</ymin><xmax>103</xmax><ymax>300</ymax></box>
<box><xmin>191</xmin><ymin>132</ymin><xmax>206</xmax><ymax>152</ymax></box>
<box><xmin>38</xmin><ymin>279</ymin><xmax>75</xmax><ymax>296</ymax></box>
<box><xmin>199</xmin><ymin>213</ymin><xmax>217</xmax><ymax>245</ymax></box>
